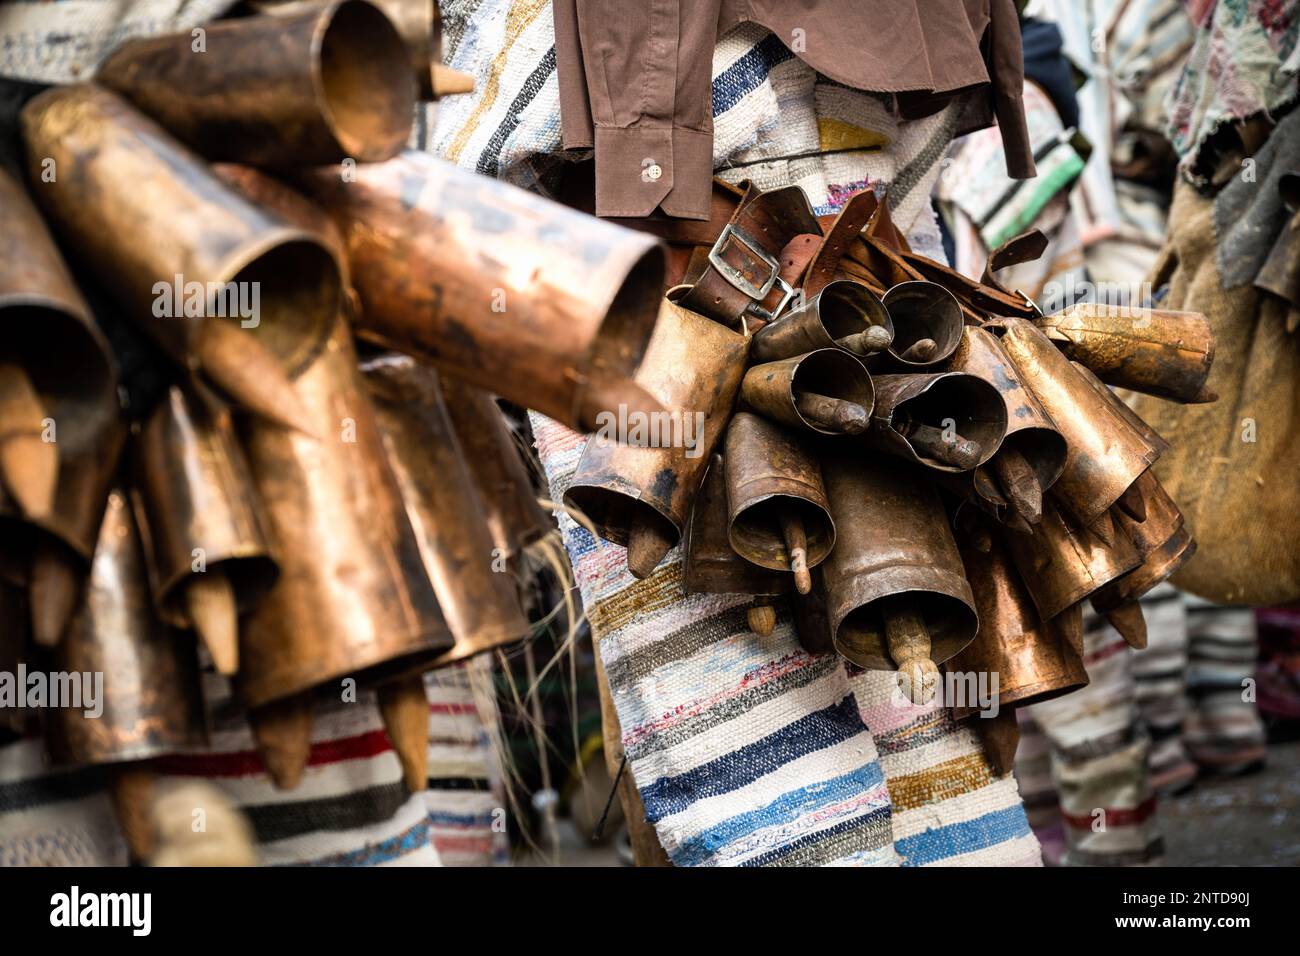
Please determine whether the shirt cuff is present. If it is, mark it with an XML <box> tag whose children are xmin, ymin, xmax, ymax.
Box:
<box><xmin>593</xmin><ymin>126</ymin><xmax>713</xmax><ymax>219</ymax></box>
<box><xmin>995</xmin><ymin>90</ymin><xmax>1037</xmax><ymax>179</ymax></box>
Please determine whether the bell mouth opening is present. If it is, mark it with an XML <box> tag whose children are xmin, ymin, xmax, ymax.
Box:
<box><xmin>729</xmin><ymin>494</ymin><xmax>834</xmax><ymax>572</ymax></box>
<box><xmin>562</xmin><ymin>486</ymin><xmax>678</xmax><ymax>552</ymax></box>
<box><xmin>819</xmin><ymin>281</ymin><xmax>892</xmax><ymax>340</ymax></box>
<box><xmin>0</xmin><ymin>304</ymin><xmax>117</xmax><ymax>456</ymax></box>
<box><xmin>882</xmin><ymin>282</ymin><xmax>962</xmax><ymax>365</ymax></box>
<box><xmin>220</xmin><ymin>238</ymin><xmax>342</xmax><ymax>377</ymax></box>
<box><xmin>897</xmin><ymin>377</ymin><xmax>1006</xmax><ymax>469</ymax></box>
<box><xmin>994</xmin><ymin>427</ymin><xmax>1067</xmax><ymax>492</ymax></box>
<box><xmin>318</xmin><ymin>0</ymin><xmax>416</xmax><ymax>161</ymax></box>
<box><xmin>587</xmin><ymin>243</ymin><xmax>667</xmax><ymax>384</ymax></box>
<box><xmin>834</xmin><ymin>590</ymin><xmax>978</xmax><ymax>671</ymax></box>
<box><xmin>163</xmin><ymin>555</ymin><xmax>281</xmax><ymax>628</ymax></box>
<box><xmin>791</xmin><ymin>349</ymin><xmax>874</xmax><ymax>431</ymax></box>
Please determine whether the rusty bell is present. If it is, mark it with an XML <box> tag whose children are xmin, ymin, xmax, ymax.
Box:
<box><xmin>131</xmin><ymin>385</ymin><xmax>278</xmax><ymax>672</ymax></box>
<box><xmin>361</xmin><ymin>352</ymin><xmax>530</xmax><ymax>665</ymax></box>
<box><xmin>988</xmin><ymin>317</ymin><xmax>1161</xmax><ymax>528</ymax></box>
<box><xmin>949</xmin><ymin>518</ymin><xmax>1088</xmax><ymax>718</ymax></box>
<box><xmin>878</xmin><ymin>281</ymin><xmax>964</xmax><ymax>368</ymax></box>
<box><xmin>48</xmin><ymin>488</ymin><xmax>206</xmax><ymax>767</ymax></box>
<box><xmin>749</xmin><ymin>280</ymin><xmax>893</xmax><ymax>363</ymax></box>
<box><xmin>866</xmin><ymin>371</ymin><xmax>1006</xmax><ymax>473</ymax></box>
<box><xmin>564</xmin><ymin>295</ymin><xmax>748</xmax><ymax>578</ymax></box>
<box><xmin>1035</xmin><ymin>303</ymin><xmax>1215</xmax><ymax>404</ymax></box>
<box><xmin>1004</xmin><ymin>499</ymin><xmax>1142</xmax><ymax>621</ymax></box>
<box><xmin>740</xmin><ymin>348</ymin><xmax>874</xmax><ymax>436</ymax></box>
<box><xmin>96</xmin><ymin>0</ymin><xmax>415</xmax><ymax>165</ymax></box>
<box><xmin>1090</xmin><ymin>469</ymin><xmax>1196</xmax><ymax>614</ymax></box>
<box><xmin>0</xmin><ymin>166</ymin><xmax>118</xmax><ymax>455</ymax></box>
<box><xmin>22</xmin><ymin>84</ymin><xmax>342</xmax><ymax>380</ymax></box>
<box><xmin>236</xmin><ymin>318</ymin><xmax>453</xmax><ymax>709</ymax></box>
<box><xmin>295</xmin><ymin>150</ymin><xmax>666</xmax><ymax>432</ymax></box>
<box><xmin>439</xmin><ymin>377</ymin><xmax>554</xmax><ymax>564</ymax></box>
<box><xmin>724</xmin><ymin>412</ymin><xmax>835</xmax><ymax>584</ymax></box>
<box><xmin>820</xmin><ymin>451</ymin><xmax>977</xmax><ymax>670</ymax></box>
<box><xmin>683</xmin><ymin>453</ymin><xmax>789</xmax><ymax>597</ymax></box>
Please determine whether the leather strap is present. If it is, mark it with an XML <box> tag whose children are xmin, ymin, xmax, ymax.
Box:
<box><xmin>804</xmin><ymin>190</ymin><xmax>879</xmax><ymax>297</ymax></box>
<box><xmin>980</xmin><ymin>229</ymin><xmax>1049</xmax><ymax>297</ymax></box>
<box><xmin>678</xmin><ymin>183</ymin><xmax>822</xmax><ymax>327</ymax></box>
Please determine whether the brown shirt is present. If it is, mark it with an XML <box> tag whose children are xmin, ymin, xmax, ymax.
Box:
<box><xmin>554</xmin><ymin>0</ymin><xmax>1035</xmax><ymax>220</ymax></box>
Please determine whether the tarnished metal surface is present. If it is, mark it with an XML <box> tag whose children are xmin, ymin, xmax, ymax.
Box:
<box><xmin>97</xmin><ymin>0</ymin><xmax>415</xmax><ymax>164</ymax></box>
<box><xmin>440</xmin><ymin>377</ymin><xmax>552</xmax><ymax>562</ymax></box>
<box><xmin>724</xmin><ymin>412</ymin><xmax>834</xmax><ymax>572</ymax></box>
<box><xmin>0</xmin><ymin>167</ymin><xmax>117</xmax><ymax>455</ymax></box>
<box><xmin>296</xmin><ymin>150</ymin><xmax>666</xmax><ymax>430</ymax></box>
<box><xmin>740</xmin><ymin>348</ymin><xmax>874</xmax><ymax>435</ymax></box>
<box><xmin>22</xmin><ymin>84</ymin><xmax>341</xmax><ymax>377</ymax></box>
<box><xmin>362</xmin><ymin>353</ymin><xmax>530</xmax><ymax>665</ymax></box>
<box><xmin>131</xmin><ymin>385</ymin><xmax>277</xmax><ymax>628</ymax></box>
<box><xmin>1005</xmin><ymin>500</ymin><xmax>1142</xmax><ymax>620</ymax></box>
<box><xmin>1091</xmin><ymin>469</ymin><xmax>1197</xmax><ymax>611</ymax></box>
<box><xmin>749</xmin><ymin>280</ymin><xmax>892</xmax><ymax>363</ymax></box>
<box><xmin>879</xmin><ymin>281</ymin><xmax>964</xmax><ymax>368</ymax></box>
<box><xmin>951</xmin><ymin>522</ymin><xmax>1088</xmax><ymax>718</ymax></box>
<box><xmin>866</xmin><ymin>371</ymin><xmax>1006</xmax><ymax>472</ymax></box>
<box><xmin>820</xmin><ymin>451</ymin><xmax>976</xmax><ymax>670</ymax></box>
<box><xmin>990</xmin><ymin>317</ymin><xmax>1160</xmax><ymax>527</ymax></box>
<box><xmin>238</xmin><ymin>318</ymin><xmax>452</xmax><ymax>708</ymax></box>
<box><xmin>682</xmin><ymin>453</ymin><xmax>789</xmax><ymax>596</ymax></box>
<box><xmin>1035</xmin><ymin>304</ymin><xmax>1215</xmax><ymax>404</ymax></box>
<box><xmin>367</xmin><ymin>0</ymin><xmax>442</xmax><ymax>99</ymax></box>
<box><xmin>50</xmin><ymin>489</ymin><xmax>206</xmax><ymax>765</ymax></box>
<box><xmin>564</xmin><ymin>297</ymin><xmax>747</xmax><ymax>550</ymax></box>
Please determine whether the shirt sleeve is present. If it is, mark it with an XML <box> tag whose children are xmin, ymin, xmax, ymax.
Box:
<box><xmin>557</xmin><ymin>0</ymin><xmax>719</xmax><ymax>219</ymax></box>
<box><xmin>989</xmin><ymin>0</ymin><xmax>1036</xmax><ymax>179</ymax></box>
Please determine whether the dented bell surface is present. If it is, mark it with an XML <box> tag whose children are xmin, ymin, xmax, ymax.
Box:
<box><xmin>1035</xmin><ymin>303</ymin><xmax>1215</xmax><ymax>404</ymax></box>
<box><xmin>131</xmin><ymin>385</ymin><xmax>278</xmax><ymax>633</ymax></box>
<box><xmin>1090</xmin><ymin>469</ymin><xmax>1196</xmax><ymax>613</ymax></box>
<box><xmin>724</xmin><ymin>412</ymin><xmax>835</xmax><ymax>573</ymax></box>
<box><xmin>749</xmin><ymin>280</ymin><xmax>893</xmax><ymax>363</ymax></box>
<box><xmin>949</xmin><ymin>520</ymin><xmax>1088</xmax><ymax>718</ymax></box>
<box><xmin>0</xmin><ymin>167</ymin><xmax>118</xmax><ymax>454</ymax></box>
<box><xmin>361</xmin><ymin>352</ymin><xmax>530</xmax><ymax>665</ymax></box>
<box><xmin>740</xmin><ymin>348</ymin><xmax>874</xmax><ymax>436</ymax></box>
<box><xmin>96</xmin><ymin>0</ymin><xmax>415</xmax><ymax>165</ymax></box>
<box><xmin>866</xmin><ymin>371</ymin><xmax>1006</xmax><ymax>473</ymax></box>
<box><xmin>296</xmin><ymin>150</ymin><xmax>666</xmax><ymax>431</ymax></box>
<box><xmin>440</xmin><ymin>377</ymin><xmax>553</xmax><ymax>563</ymax></box>
<box><xmin>683</xmin><ymin>453</ymin><xmax>789</xmax><ymax>596</ymax></box>
<box><xmin>945</xmin><ymin>326</ymin><xmax>1066</xmax><ymax>524</ymax></box>
<box><xmin>1005</xmin><ymin>500</ymin><xmax>1142</xmax><ymax>621</ymax></box>
<box><xmin>22</xmin><ymin>84</ymin><xmax>341</xmax><ymax>379</ymax></box>
<box><xmin>564</xmin><ymin>295</ymin><xmax>748</xmax><ymax>573</ymax></box>
<box><xmin>878</xmin><ymin>281</ymin><xmax>964</xmax><ymax>368</ymax></box>
<box><xmin>237</xmin><ymin>318</ymin><xmax>453</xmax><ymax>709</ymax></box>
<box><xmin>49</xmin><ymin>488</ymin><xmax>206</xmax><ymax>766</ymax></box>
<box><xmin>820</xmin><ymin>451</ymin><xmax>977</xmax><ymax>670</ymax></box>
<box><xmin>989</xmin><ymin>317</ymin><xmax>1160</xmax><ymax>527</ymax></box>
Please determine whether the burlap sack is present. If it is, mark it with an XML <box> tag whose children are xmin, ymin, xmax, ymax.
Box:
<box><xmin>1128</xmin><ymin>181</ymin><xmax>1300</xmax><ymax>605</ymax></box>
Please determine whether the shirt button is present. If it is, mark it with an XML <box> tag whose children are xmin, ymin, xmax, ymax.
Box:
<box><xmin>645</xmin><ymin>162</ymin><xmax>663</xmax><ymax>181</ymax></box>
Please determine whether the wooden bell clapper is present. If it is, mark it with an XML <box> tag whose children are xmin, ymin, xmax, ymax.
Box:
<box><xmin>834</xmin><ymin>325</ymin><xmax>893</xmax><ymax>356</ymax></box>
<box><xmin>794</xmin><ymin>391</ymin><xmax>869</xmax><ymax>434</ymax></box>
<box><xmin>899</xmin><ymin>417</ymin><xmax>982</xmax><ymax>470</ymax></box>
<box><xmin>1115</xmin><ymin>482</ymin><xmax>1147</xmax><ymax>522</ymax></box>
<box><xmin>746</xmin><ymin>603</ymin><xmax>777</xmax><ymax>636</ymax></box>
<box><xmin>897</xmin><ymin>338</ymin><xmax>939</xmax><ymax>363</ymax></box>
<box><xmin>780</xmin><ymin>512</ymin><xmax>812</xmax><ymax>595</ymax></box>
<box><xmin>378</xmin><ymin>674</ymin><xmax>431</xmax><ymax>794</ymax></box>
<box><xmin>0</xmin><ymin>361</ymin><xmax>57</xmax><ymax>518</ymax></box>
<box><xmin>625</xmin><ymin>512</ymin><xmax>676</xmax><ymax>579</ymax></box>
<box><xmin>882</xmin><ymin>597</ymin><xmax>939</xmax><ymax>705</ymax></box>
<box><xmin>195</xmin><ymin>320</ymin><xmax>316</xmax><ymax>436</ymax></box>
<box><xmin>185</xmin><ymin>570</ymin><xmax>240</xmax><ymax>675</ymax></box>
<box><xmin>992</xmin><ymin>447</ymin><xmax>1042</xmax><ymax>529</ymax></box>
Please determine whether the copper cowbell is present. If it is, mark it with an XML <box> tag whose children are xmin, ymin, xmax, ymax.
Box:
<box><xmin>1034</xmin><ymin>303</ymin><xmax>1215</xmax><ymax>404</ymax></box>
<box><xmin>724</xmin><ymin>412</ymin><xmax>835</xmax><ymax>592</ymax></box>
<box><xmin>749</xmin><ymin>280</ymin><xmax>893</xmax><ymax>363</ymax></box>
<box><xmin>361</xmin><ymin>352</ymin><xmax>530</xmax><ymax>665</ymax></box>
<box><xmin>683</xmin><ymin>453</ymin><xmax>789</xmax><ymax>597</ymax></box>
<box><xmin>866</xmin><ymin>371</ymin><xmax>1007</xmax><ymax>473</ymax></box>
<box><xmin>739</xmin><ymin>348</ymin><xmax>874</xmax><ymax>436</ymax></box>
<box><xmin>236</xmin><ymin>317</ymin><xmax>454</xmax><ymax>709</ymax></box>
<box><xmin>948</xmin><ymin>518</ymin><xmax>1088</xmax><ymax>718</ymax></box>
<box><xmin>820</xmin><ymin>451</ymin><xmax>977</xmax><ymax>672</ymax></box>
<box><xmin>1090</xmin><ymin>468</ymin><xmax>1196</xmax><ymax>614</ymax></box>
<box><xmin>131</xmin><ymin>385</ymin><xmax>279</xmax><ymax>675</ymax></box>
<box><xmin>564</xmin><ymin>294</ymin><xmax>748</xmax><ymax>578</ymax></box>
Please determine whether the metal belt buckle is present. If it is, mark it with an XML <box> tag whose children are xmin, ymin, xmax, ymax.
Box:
<box><xmin>745</xmin><ymin>275</ymin><xmax>794</xmax><ymax>323</ymax></box>
<box><xmin>708</xmin><ymin>222</ymin><xmax>779</xmax><ymax>301</ymax></box>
